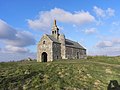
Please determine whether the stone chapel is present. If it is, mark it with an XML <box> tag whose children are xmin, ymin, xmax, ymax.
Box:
<box><xmin>37</xmin><ymin>20</ymin><xmax>86</xmax><ymax>62</ymax></box>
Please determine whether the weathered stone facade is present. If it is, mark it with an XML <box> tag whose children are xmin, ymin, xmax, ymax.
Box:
<box><xmin>66</xmin><ymin>46</ymin><xmax>86</xmax><ymax>59</ymax></box>
<box><xmin>37</xmin><ymin>34</ymin><xmax>53</xmax><ymax>62</ymax></box>
<box><xmin>37</xmin><ymin>20</ymin><xmax>86</xmax><ymax>62</ymax></box>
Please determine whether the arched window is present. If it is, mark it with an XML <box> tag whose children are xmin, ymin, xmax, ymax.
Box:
<box><xmin>43</xmin><ymin>41</ymin><xmax>45</xmax><ymax>44</ymax></box>
<box><xmin>55</xmin><ymin>31</ymin><xmax>56</xmax><ymax>34</ymax></box>
<box><xmin>52</xmin><ymin>31</ymin><xmax>54</xmax><ymax>34</ymax></box>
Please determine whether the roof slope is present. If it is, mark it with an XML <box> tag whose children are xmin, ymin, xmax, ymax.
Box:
<box><xmin>65</xmin><ymin>39</ymin><xmax>86</xmax><ymax>49</ymax></box>
<box><xmin>46</xmin><ymin>35</ymin><xmax>60</xmax><ymax>43</ymax></box>
<box><xmin>46</xmin><ymin>34</ymin><xmax>85</xmax><ymax>49</ymax></box>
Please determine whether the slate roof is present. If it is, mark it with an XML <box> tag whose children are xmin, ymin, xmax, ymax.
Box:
<box><xmin>65</xmin><ymin>39</ymin><xmax>86</xmax><ymax>49</ymax></box>
<box><xmin>46</xmin><ymin>34</ymin><xmax>85</xmax><ymax>49</ymax></box>
<box><xmin>46</xmin><ymin>35</ymin><xmax>60</xmax><ymax>43</ymax></box>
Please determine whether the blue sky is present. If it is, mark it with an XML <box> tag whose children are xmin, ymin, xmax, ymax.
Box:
<box><xmin>0</xmin><ymin>0</ymin><xmax>120</xmax><ymax>61</ymax></box>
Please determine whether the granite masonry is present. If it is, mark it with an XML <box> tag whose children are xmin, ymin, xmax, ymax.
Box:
<box><xmin>37</xmin><ymin>20</ymin><xmax>86</xmax><ymax>62</ymax></box>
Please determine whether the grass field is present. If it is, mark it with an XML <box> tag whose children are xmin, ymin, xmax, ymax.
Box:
<box><xmin>0</xmin><ymin>56</ymin><xmax>120</xmax><ymax>90</ymax></box>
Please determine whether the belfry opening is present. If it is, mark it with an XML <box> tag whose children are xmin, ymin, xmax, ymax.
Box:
<box><xmin>41</xmin><ymin>52</ymin><xmax>47</xmax><ymax>62</ymax></box>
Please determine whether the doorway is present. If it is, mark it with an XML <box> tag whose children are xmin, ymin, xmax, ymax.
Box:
<box><xmin>77</xmin><ymin>52</ymin><xmax>79</xmax><ymax>59</ymax></box>
<box><xmin>42</xmin><ymin>52</ymin><xmax>47</xmax><ymax>62</ymax></box>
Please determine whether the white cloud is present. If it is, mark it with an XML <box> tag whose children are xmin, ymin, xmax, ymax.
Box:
<box><xmin>96</xmin><ymin>41</ymin><xmax>113</xmax><ymax>48</ymax></box>
<box><xmin>0</xmin><ymin>19</ymin><xmax>36</xmax><ymax>55</ymax></box>
<box><xmin>106</xmin><ymin>8</ymin><xmax>115</xmax><ymax>16</ymax></box>
<box><xmin>96</xmin><ymin>38</ymin><xmax>120</xmax><ymax>48</ymax></box>
<box><xmin>93</xmin><ymin>6</ymin><xmax>115</xmax><ymax>18</ymax></box>
<box><xmin>95</xmin><ymin>39</ymin><xmax>120</xmax><ymax>56</ymax></box>
<box><xmin>4</xmin><ymin>45</ymin><xmax>29</xmax><ymax>53</ymax></box>
<box><xmin>83</xmin><ymin>28</ymin><xmax>97</xmax><ymax>34</ymax></box>
<box><xmin>112</xmin><ymin>38</ymin><xmax>120</xmax><ymax>44</ymax></box>
<box><xmin>93</xmin><ymin>6</ymin><xmax>105</xmax><ymax>17</ymax></box>
<box><xmin>89</xmin><ymin>46</ymin><xmax>120</xmax><ymax>56</ymax></box>
<box><xmin>28</xmin><ymin>8</ymin><xmax>95</xmax><ymax>31</ymax></box>
<box><xmin>0</xmin><ymin>19</ymin><xmax>17</xmax><ymax>39</ymax></box>
<box><xmin>0</xmin><ymin>19</ymin><xmax>36</xmax><ymax>47</ymax></box>
<box><xmin>101</xmin><ymin>47</ymin><xmax>120</xmax><ymax>56</ymax></box>
<box><xmin>4</xmin><ymin>31</ymin><xmax>36</xmax><ymax>47</ymax></box>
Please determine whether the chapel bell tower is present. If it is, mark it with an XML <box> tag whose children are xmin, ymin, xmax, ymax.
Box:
<box><xmin>52</xmin><ymin>19</ymin><xmax>59</xmax><ymax>40</ymax></box>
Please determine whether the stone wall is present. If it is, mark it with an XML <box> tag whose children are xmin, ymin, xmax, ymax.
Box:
<box><xmin>59</xmin><ymin>34</ymin><xmax>66</xmax><ymax>59</ymax></box>
<box><xmin>66</xmin><ymin>46</ymin><xmax>86</xmax><ymax>59</ymax></box>
<box><xmin>37</xmin><ymin>34</ymin><xmax>87</xmax><ymax>62</ymax></box>
<box><xmin>52</xmin><ymin>42</ymin><xmax>61</xmax><ymax>60</ymax></box>
<box><xmin>37</xmin><ymin>35</ymin><xmax>53</xmax><ymax>62</ymax></box>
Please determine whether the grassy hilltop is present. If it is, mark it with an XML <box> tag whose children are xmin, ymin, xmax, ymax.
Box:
<box><xmin>0</xmin><ymin>56</ymin><xmax>120</xmax><ymax>90</ymax></box>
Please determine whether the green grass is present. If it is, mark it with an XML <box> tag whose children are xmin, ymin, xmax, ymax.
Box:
<box><xmin>0</xmin><ymin>56</ymin><xmax>120</xmax><ymax>90</ymax></box>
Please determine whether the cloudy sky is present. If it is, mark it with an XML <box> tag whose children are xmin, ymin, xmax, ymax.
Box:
<box><xmin>0</xmin><ymin>0</ymin><xmax>120</xmax><ymax>61</ymax></box>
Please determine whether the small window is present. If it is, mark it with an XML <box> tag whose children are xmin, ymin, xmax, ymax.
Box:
<box><xmin>43</xmin><ymin>41</ymin><xmax>45</xmax><ymax>44</ymax></box>
<box><xmin>52</xmin><ymin>31</ymin><xmax>54</xmax><ymax>34</ymax></box>
<box><xmin>55</xmin><ymin>31</ymin><xmax>56</xmax><ymax>34</ymax></box>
